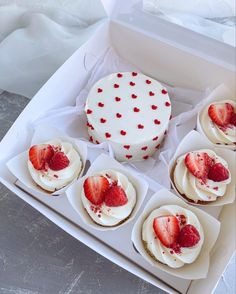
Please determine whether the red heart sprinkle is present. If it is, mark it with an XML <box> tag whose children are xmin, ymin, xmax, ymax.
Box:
<box><xmin>151</xmin><ymin>105</ymin><xmax>158</xmax><ymax>110</ymax></box>
<box><xmin>154</xmin><ymin>119</ymin><xmax>161</xmax><ymax>125</ymax></box>
<box><xmin>105</xmin><ymin>132</ymin><xmax>111</xmax><ymax>138</ymax></box>
<box><xmin>138</xmin><ymin>124</ymin><xmax>144</xmax><ymax>129</ymax></box>
<box><xmin>146</xmin><ymin>80</ymin><xmax>151</xmax><ymax>84</ymax></box>
<box><xmin>126</xmin><ymin>155</ymin><xmax>133</xmax><ymax>159</ymax></box>
<box><xmin>133</xmin><ymin>107</ymin><xmax>140</xmax><ymax>112</ymax></box>
<box><xmin>149</xmin><ymin>91</ymin><xmax>155</xmax><ymax>96</ymax></box>
<box><xmin>130</xmin><ymin>81</ymin><xmax>135</xmax><ymax>86</ymax></box>
<box><xmin>131</xmin><ymin>94</ymin><xmax>137</xmax><ymax>99</ymax></box>
<box><xmin>97</xmin><ymin>88</ymin><xmax>103</xmax><ymax>93</ymax></box>
<box><xmin>141</xmin><ymin>146</ymin><xmax>148</xmax><ymax>151</ymax></box>
<box><xmin>143</xmin><ymin>155</ymin><xmax>149</xmax><ymax>160</ymax></box>
<box><xmin>96</xmin><ymin>140</ymin><xmax>100</xmax><ymax>144</ymax></box>
<box><xmin>114</xmin><ymin>84</ymin><xmax>119</xmax><ymax>88</ymax></box>
<box><xmin>86</xmin><ymin>109</ymin><xmax>92</xmax><ymax>114</ymax></box>
<box><xmin>155</xmin><ymin>144</ymin><xmax>160</xmax><ymax>149</ymax></box>
<box><xmin>165</xmin><ymin>101</ymin><xmax>171</xmax><ymax>107</ymax></box>
<box><xmin>124</xmin><ymin>145</ymin><xmax>130</xmax><ymax>150</ymax></box>
<box><xmin>153</xmin><ymin>136</ymin><xmax>158</xmax><ymax>141</ymax></box>
<box><xmin>117</xmin><ymin>73</ymin><xmax>123</xmax><ymax>78</ymax></box>
<box><xmin>89</xmin><ymin>136</ymin><xmax>93</xmax><ymax>142</ymax></box>
<box><xmin>115</xmin><ymin>97</ymin><xmax>121</xmax><ymax>102</ymax></box>
<box><xmin>162</xmin><ymin>89</ymin><xmax>168</xmax><ymax>94</ymax></box>
<box><xmin>116</xmin><ymin>113</ymin><xmax>122</xmax><ymax>118</ymax></box>
<box><xmin>98</xmin><ymin>102</ymin><xmax>104</xmax><ymax>107</ymax></box>
<box><xmin>120</xmin><ymin>130</ymin><xmax>126</xmax><ymax>136</ymax></box>
<box><xmin>132</xmin><ymin>72</ymin><xmax>138</xmax><ymax>76</ymax></box>
<box><xmin>86</xmin><ymin>122</ymin><xmax>94</xmax><ymax>130</ymax></box>
<box><xmin>100</xmin><ymin>118</ymin><xmax>106</xmax><ymax>123</ymax></box>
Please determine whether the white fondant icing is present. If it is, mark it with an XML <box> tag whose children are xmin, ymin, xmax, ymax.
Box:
<box><xmin>85</xmin><ymin>72</ymin><xmax>171</xmax><ymax>161</ymax></box>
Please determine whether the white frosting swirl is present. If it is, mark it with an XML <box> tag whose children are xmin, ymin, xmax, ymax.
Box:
<box><xmin>28</xmin><ymin>139</ymin><xmax>82</xmax><ymax>192</ymax></box>
<box><xmin>81</xmin><ymin>169</ymin><xmax>136</xmax><ymax>227</ymax></box>
<box><xmin>142</xmin><ymin>205</ymin><xmax>204</xmax><ymax>268</ymax></box>
<box><xmin>173</xmin><ymin>149</ymin><xmax>231</xmax><ymax>202</ymax></box>
<box><xmin>200</xmin><ymin>99</ymin><xmax>236</xmax><ymax>147</ymax></box>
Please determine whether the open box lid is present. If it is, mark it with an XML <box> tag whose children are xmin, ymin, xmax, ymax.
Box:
<box><xmin>101</xmin><ymin>0</ymin><xmax>235</xmax><ymax>72</ymax></box>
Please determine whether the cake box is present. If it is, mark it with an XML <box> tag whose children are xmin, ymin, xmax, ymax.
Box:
<box><xmin>0</xmin><ymin>1</ymin><xmax>235</xmax><ymax>293</ymax></box>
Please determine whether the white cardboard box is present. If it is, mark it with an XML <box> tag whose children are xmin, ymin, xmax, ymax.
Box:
<box><xmin>0</xmin><ymin>2</ymin><xmax>235</xmax><ymax>294</ymax></box>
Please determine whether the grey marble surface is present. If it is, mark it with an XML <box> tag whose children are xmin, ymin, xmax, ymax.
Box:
<box><xmin>0</xmin><ymin>91</ymin><xmax>235</xmax><ymax>294</ymax></box>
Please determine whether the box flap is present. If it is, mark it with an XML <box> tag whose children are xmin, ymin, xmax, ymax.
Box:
<box><xmin>101</xmin><ymin>0</ymin><xmax>235</xmax><ymax>71</ymax></box>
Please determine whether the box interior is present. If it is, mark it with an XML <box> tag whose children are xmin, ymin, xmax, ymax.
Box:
<box><xmin>0</xmin><ymin>19</ymin><xmax>235</xmax><ymax>294</ymax></box>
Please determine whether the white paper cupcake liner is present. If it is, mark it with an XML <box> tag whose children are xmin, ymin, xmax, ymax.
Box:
<box><xmin>66</xmin><ymin>153</ymin><xmax>149</xmax><ymax>231</ymax></box>
<box><xmin>169</xmin><ymin>130</ymin><xmax>235</xmax><ymax>206</ymax></box>
<box><xmin>7</xmin><ymin>126</ymin><xmax>87</xmax><ymax>196</ymax></box>
<box><xmin>196</xmin><ymin>84</ymin><xmax>236</xmax><ymax>151</ymax></box>
<box><xmin>131</xmin><ymin>188</ymin><xmax>221</xmax><ymax>280</ymax></box>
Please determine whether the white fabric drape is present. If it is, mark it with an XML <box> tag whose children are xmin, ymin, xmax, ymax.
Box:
<box><xmin>0</xmin><ymin>0</ymin><xmax>106</xmax><ymax>98</ymax></box>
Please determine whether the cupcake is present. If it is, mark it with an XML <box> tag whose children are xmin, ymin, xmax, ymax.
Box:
<box><xmin>81</xmin><ymin>169</ymin><xmax>136</xmax><ymax>227</ymax></box>
<box><xmin>85</xmin><ymin>72</ymin><xmax>171</xmax><ymax>162</ymax></box>
<box><xmin>172</xmin><ymin>149</ymin><xmax>231</xmax><ymax>203</ymax></box>
<box><xmin>142</xmin><ymin>205</ymin><xmax>204</xmax><ymax>268</ymax></box>
<box><xmin>28</xmin><ymin>139</ymin><xmax>83</xmax><ymax>192</ymax></box>
<box><xmin>199</xmin><ymin>99</ymin><xmax>236</xmax><ymax>148</ymax></box>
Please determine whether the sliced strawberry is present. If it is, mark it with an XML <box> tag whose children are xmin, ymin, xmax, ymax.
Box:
<box><xmin>208</xmin><ymin>103</ymin><xmax>234</xmax><ymax>127</ymax></box>
<box><xmin>178</xmin><ymin>224</ymin><xmax>200</xmax><ymax>247</ymax></box>
<box><xmin>153</xmin><ymin>216</ymin><xmax>180</xmax><ymax>248</ymax></box>
<box><xmin>83</xmin><ymin>176</ymin><xmax>109</xmax><ymax>205</ymax></box>
<box><xmin>49</xmin><ymin>152</ymin><xmax>70</xmax><ymax>171</ymax></box>
<box><xmin>185</xmin><ymin>152</ymin><xmax>213</xmax><ymax>181</ymax></box>
<box><xmin>229</xmin><ymin>112</ymin><xmax>236</xmax><ymax>126</ymax></box>
<box><xmin>29</xmin><ymin>144</ymin><xmax>54</xmax><ymax>170</ymax></box>
<box><xmin>208</xmin><ymin>163</ymin><xmax>229</xmax><ymax>182</ymax></box>
<box><xmin>104</xmin><ymin>185</ymin><xmax>128</xmax><ymax>207</ymax></box>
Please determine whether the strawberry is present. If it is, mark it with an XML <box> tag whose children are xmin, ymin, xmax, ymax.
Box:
<box><xmin>229</xmin><ymin>112</ymin><xmax>236</xmax><ymax>126</ymax></box>
<box><xmin>185</xmin><ymin>152</ymin><xmax>213</xmax><ymax>181</ymax></box>
<box><xmin>49</xmin><ymin>152</ymin><xmax>70</xmax><ymax>171</ymax></box>
<box><xmin>29</xmin><ymin>144</ymin><xmax>54</xmax><ymax>170</ymax></box>
<box><xmin>178</xmin><ymin>224</ymin><xmax>200</xmax><ymax>247</ymax></box>
<box><xmin>208</xmin><ymin>103</ymin><xmax>234</xmax><ymax>127</ymax></box>
<box><xmin>83</xmin><ymin>176</ymin><xmax>109</xmax><ymax>205</ymax></box>
<box><xmin>104</xmin><ymin>185</ymin><xmax>128</xmax><ymax>207</ymax></box>
<box><xmin>208</xmin><ymin>163</ymin><xmax>229</xmax><ymax>182</ymax></box>
<box><xmin>153</xmin><ymin>216</ymin><xmax>180</xmax><ymax>248</ymax></box>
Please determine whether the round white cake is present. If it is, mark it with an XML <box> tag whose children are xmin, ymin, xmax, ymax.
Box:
<box><xmin>85</xmin><ymin>72</ymin><xmax>171</xmax><ymax>161</ymax></box>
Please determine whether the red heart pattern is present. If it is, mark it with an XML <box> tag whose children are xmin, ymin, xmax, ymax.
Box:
<box><xmin>86</xmin><ymin>72</ymin><xmax>171</xmax><ymax>161</ymax></box>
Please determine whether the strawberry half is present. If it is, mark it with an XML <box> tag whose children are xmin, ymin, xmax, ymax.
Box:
<box><xmin>208</xmin><ymin>103</ymin><xmax>234</xmax><ymax>127</ymax></box>
<box><xmin>208</xmin><ymin>163</ymin><xmax>229</xmax><ymax>182</ymax></box>
<box><xmin>178</xmin><ymin>224</ymin><xmax>200</xmax><ymax>248</ymax></box>
<box><xmin>29</xmin><ymin>144</ymin><xmax>54</xmax><ymax>170</ymax></box>
<box><xmin>83</xmin><ymin>176</ymin><xmax>109</xmax><ymax>205</ymax></box>
<box><xmin>229</xmin><ymin>112</ymin><xmax>236</xmax><ymax>126</ymax></box>
<box><xmin>185</xmin><ymin>152</ymin><xmax>213</xmax><ymax>182</ymax></box>
<box><xmin>104</xmin><ymin>185</ymin><xmax>128</xmax><ymax>207</ymax></box>
<box><xmin>153</xmin><ymin>216</ymin><xmax>180</xmax><ymax>248</ymax></box>
<box><xmin>49</xmin><ymin>152</ymin><xmax>70</xmax><ymax>171</ymax></box>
